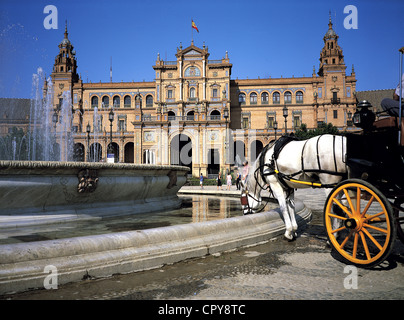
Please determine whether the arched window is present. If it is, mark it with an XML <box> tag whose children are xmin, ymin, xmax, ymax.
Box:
<box><xmin>250</xmin><ymin>92</ymin><xmax>257</xmax><ymax>104</ymax></box>
<box><xmin>296</xmin><ymin>91</ymin><xmax>304</xmax><ymax>104</ymax></box>
<box><xmin>113</xmin><ymin>96</ymin><xmax>120</xmax><ymax>107</ymax></box>
<box><xmin>261</xmin><ymin>92</ymin><xmax>269</xmax><ymax>104</ymax></box>
<box><xmin>168</xmin><ymin>111</ymin><xmax>176</xmax><ymax>121</ymax></box>
<box><xmin>272</xmin><ymin>92</ymin><xmax>280</xmax><ymax>104</ymax></box>
<box><xmin>239</xmin><ymin>93</ymin><xmax>246</xmax><ymax>104</ymax></box>
<box><xmin>91</xmin><ymin>96</ymin><xmax>99</xmax><ymax>108</ymax></box>
<box><xmin>210</xmin><ymin>110</ymin><xmax>221</xmax><ymax>120</ymax></box>
<box><xmin>189</xmin><ymin>87</ymin><xmax>196</xmax><ymax>98</ymax></box>
<box><xmin>102</xmin><ymin>96</ymin><xmax>109</xmax><ymax>108</ymax></box>
<box><xmin>146</xmin><ymin>95</ymin><xmax>153</xmax><ymax>107</ymax></box>
<box><xmin>284</xmin><ymin>91</ymin><xmax>292</xmax><ymax>104</ymax></box>
<box><xmin>187</xmin><ymin>110</ymin><xmax>195</xmax><ymax>121</ymax></box>
<box><xmin>124</xmin><ymin>95</ymin><xmax>131</xmax><ymax>107</ymax></box>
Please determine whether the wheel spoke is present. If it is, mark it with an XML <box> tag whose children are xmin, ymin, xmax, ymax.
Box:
<box><xmin>327</xmin><ymin>213</ymin><xmax>347</xmax><ymax>220</ymax></box>
<box><xmin>352</xmin><ymin>232</ymin><xmax>359</xmax><ymax>259</ymax></box>
<box><xmin>339</xmin><ymin>230</ymin><xmax>354</xmax><ymax>249</ymax></box>
<box><xmin>331</xmin><ymin>225</ymin><xmax>346</xmax><ymax>234</ymax></box>
<box><xmin>332</xmin><ymin>197</ymin><xmax>353</xmax><ymax>218</ymax></box>
<box><xmin>356</xmin><ymin>187</ymin><xmax>361</xmax><ymax>216</ymax></box>
<box><xmin>365</xmin><ymin>211</ymin><xmax>386</xmax><ymax>222</ymax></box>
<box><xmin>362</xmin><ymin>227</ymin><xmax>383</xmax><ymax>251</ymax></box>
<box><xmin>359</xmin><ymin>231</ymin><xmax>371</xmax><ymax>260</ymax></box>
<box><xmin>363</xmin><ymin>223</ymin><xmax>388</xmax><ymax>234</ymax></box>
<box><xmin>343</xmin><ymin>189</ymin><xmax>355</xmax><ymax>217</ymax></box>
<box><xmin>360</xmin><ymin>195</ymin><xmax>374</xmax><ymax>218</ymax></box>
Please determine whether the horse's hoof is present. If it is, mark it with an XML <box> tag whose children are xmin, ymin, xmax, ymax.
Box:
<box><xmin>283</xmin><ymin>233</ymin><xmax>296</xmax><ymax>241</ymax></box>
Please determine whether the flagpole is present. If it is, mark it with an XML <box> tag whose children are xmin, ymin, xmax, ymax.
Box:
<box><xmin>191</xmin><ymin>19</ymin><xmax>193</xmax><ymax>44</ymax></box>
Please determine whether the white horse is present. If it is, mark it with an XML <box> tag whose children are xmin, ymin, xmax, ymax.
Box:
<box><xmin>240</xmin><ymin>134</ymin><xmax>347</xmax><ymax>240</ymax></box>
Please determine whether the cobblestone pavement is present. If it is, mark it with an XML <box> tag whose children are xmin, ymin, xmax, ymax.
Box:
<box><xmin>3</xmin><ymin>188</ymin><xmax>404</xmax><ymax>300</ymax></box>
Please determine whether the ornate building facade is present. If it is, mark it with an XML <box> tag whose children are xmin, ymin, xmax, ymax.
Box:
<box><xmin>47</xmin><ymin>18</ymin><xmax>357</xmax><ymax>176</ymax></box>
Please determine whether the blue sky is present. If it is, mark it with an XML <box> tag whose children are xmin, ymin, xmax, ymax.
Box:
<box><xmin>0</xmin><ymin>0</ymin><xmax>403</xmax><ymax>99</ymax></box>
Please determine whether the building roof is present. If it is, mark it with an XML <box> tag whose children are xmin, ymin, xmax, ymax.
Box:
<box><xmin>0</xmin><ymin>98</ymin><xmax>32</xmax><ymax>121</ymax></box>
<box><xmin>324</xmin><ymin>19</ymin><xmax>338</xmax><ymax>40</ymax></box>
<box><xmin>356</xmin><ymin>89</ymin><xmax>394</xmax><ymax>112</ymax></box>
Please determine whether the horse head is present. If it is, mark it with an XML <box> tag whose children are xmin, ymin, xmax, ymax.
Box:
<box><xmin>240</xmin><ymin>171</ymin><xmax>262</xmax><ymax>215</ymax></box>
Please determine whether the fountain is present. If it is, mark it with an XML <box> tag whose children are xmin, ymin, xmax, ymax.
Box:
<box><xmin>28</xmin><ymin>67</ymin><xmax>75</xmax><ymax>162</ymax></box>
<box><xmin>0</xmin><ymin>67</ymin><xmax>192</xmax><ymax>217</ymax></box>
<box><xmin>0</xmin><ymin>68</ymin><xmax>194</xmax><ymax>294</ymax></box>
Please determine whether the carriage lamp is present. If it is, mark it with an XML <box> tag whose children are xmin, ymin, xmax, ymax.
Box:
<box><xmin>353</xmin><ymin>100</ymin><xmax>375</xmax><ymax>131</ymax></box>
<box><xmin>283</xmin><ymin>106</ymin><xmax>288</xmax><ymax>134</ymax></box>
<box><xmin>223</xmin><ymin>106</ymin><xmax>229</xmax><ymax>120</ymax></box>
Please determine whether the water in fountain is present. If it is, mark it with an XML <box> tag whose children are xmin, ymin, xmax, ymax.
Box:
<box><xmin>28</xmin><ymin>67</ymin><xmax>74</xmax><ymax>161</ymax></box>
<box><xmin>29</xmin><ymin>67</ymin><xmax>53</xmax><ymax>160</ymax></box>
<box><xmin>0</xmin><ymin>129</ymin><xmax>27</xmax><ymax>160</ymax></box>
<box><xmin>90</xmin><ymin>106</ymin><xmax>103</xmax><ymax>162</ymax></box>
<box><xmin>57</xmin><ymin>91</ymin><xmax>74</xmax><ymax>161</ymax></box>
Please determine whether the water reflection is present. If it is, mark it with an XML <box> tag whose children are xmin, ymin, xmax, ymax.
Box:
<box><xmin>0</xmin><ymin>195</ymin><xmax>276</xmax><ymax>245</ymax></box>
<box><xmin>190</xmin><ymin>196</ymin><xmax>239</xmax><ymax>222</ymax></box>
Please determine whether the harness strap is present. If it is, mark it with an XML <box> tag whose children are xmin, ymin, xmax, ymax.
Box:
<box><xmin>333</xmin><ymin>135</ymin><xmax>338</xmax><ymax>172</ymax></box>
<box><xmin>300</xmin><ymin>139</ymin><xmax>309</xmax><ymax>174</ymax></box>
<box><xmin>274</xmin><ymin>169</ymin><xmax>338</xmax><ymax>189</ymax></box>
<box><xmin>316</xmin><ymin>135</ymin><xmax>322</xmax><ymax>171</ymax></box>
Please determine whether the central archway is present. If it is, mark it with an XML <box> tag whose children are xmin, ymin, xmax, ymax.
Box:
<box><xmin>170</xmin><ymin>134</ymin><xmax>192</xmax><ymax>172</ymax></box>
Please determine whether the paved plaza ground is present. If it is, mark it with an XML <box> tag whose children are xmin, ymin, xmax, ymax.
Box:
<box><xmin>2</xmin><ymin>187</ymin><xmax>404</xmax><ymax>302</ymax></box>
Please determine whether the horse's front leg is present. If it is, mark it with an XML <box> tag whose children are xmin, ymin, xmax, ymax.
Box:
<box><xmin>287</xmin><ymin>190</ymin><xmax>298</xmax><ymax>238</ymax></box>
<box><xmin>271</xmin><ymin>183</ymin><xmax>295</xmax><ymax>241</ymax></box>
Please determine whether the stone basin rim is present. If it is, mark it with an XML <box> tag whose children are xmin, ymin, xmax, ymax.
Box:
<box><xmin>0</xmin><ymin>160</ymin><xmax>190</xmax><ymax>172</ymax></box>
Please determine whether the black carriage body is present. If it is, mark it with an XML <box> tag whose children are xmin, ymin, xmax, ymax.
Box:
<box><xmin>346</xmin><ymin>127</ymin><xmax>404</xmax><ymax>197</ymax></box>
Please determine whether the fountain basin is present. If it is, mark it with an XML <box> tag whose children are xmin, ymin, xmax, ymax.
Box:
<box><xmin>0</xmin><ymin>200</ymin><xmax>311</xmax><ymax>295</ymax></box>
<box><xmin>0</xmin><ymin>161</ymin><xmax>189</xmax><ymax>222</ymax></box>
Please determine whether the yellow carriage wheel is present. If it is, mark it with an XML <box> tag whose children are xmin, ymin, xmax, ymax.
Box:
<box><xmin>324</xmin><ymin>179</ymin><xmax>396</xmax><ymax>268</ymax></box>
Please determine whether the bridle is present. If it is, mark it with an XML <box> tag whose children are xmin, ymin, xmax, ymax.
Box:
<box><xmin>240</xmin><ymin>140</ymin><xmax>282</xmax><ymax>215</ymax></box>
<box><xmin>240</xmin><ymin>154</ymin><xmax>273</xmax><ymax>215</ymax></box>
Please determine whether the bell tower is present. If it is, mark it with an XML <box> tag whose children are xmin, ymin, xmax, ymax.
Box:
<box><xmin>51</xmin><ymin>22</ymin><xmax>79</xmax><ymax>108</ymax></box>
<box><xmin>318</xmin><ymin>16</ymin><xmax>345</xmax><ymax>77</ymax></box>
<box><xmin>53</xmin><ymin>22</ymin><xmax>78</xmax><ymax>79</ymax></box>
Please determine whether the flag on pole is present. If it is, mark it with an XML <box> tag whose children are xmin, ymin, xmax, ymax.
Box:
<box><xmin>192</xmin><ymin>20</ymin><xmax>199</xmax><ymax>33</ymax></box>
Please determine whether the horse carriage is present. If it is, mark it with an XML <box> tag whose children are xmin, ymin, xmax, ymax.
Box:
<box><xmin>241</xmin><ymin>48</ymin><xmax>404</xmax><ymax>268</ymax></box>
<box><xmin>323</xmin><ymin>100</ymin><xmax>404</xmax><ymax>268</ymax></box>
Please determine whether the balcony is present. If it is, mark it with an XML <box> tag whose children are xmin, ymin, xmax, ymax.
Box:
<box><xmin>138</xmin><ymin>114</ymin><xmax>224</xmax><ymax>123</ymax></box>
<box><xmin>209</xmin><ymin>115</ymin><xmax>221</xmax><ymax>121</ymax></box>
<box><xmin>331</xmin><ymin>98</ymin><xmax>341</xmax><ymax>105</ymax></box>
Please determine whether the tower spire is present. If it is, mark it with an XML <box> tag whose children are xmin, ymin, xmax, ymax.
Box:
<box><xmin>110</xmin><ymin>56</ymin><xmax>112</xmax><ymax>83</ymax></box>
<box><xmin>64</xmin><ymin>20</ymin><xmax>68</xmax><ymax>39</ymax></box>
<box><xmin>318</xmin><ymin>14</ymin><xmax>345</xmax><ymax>76</ymax></box>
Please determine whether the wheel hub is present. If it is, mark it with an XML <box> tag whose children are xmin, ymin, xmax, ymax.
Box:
<box><xmin>344</xmin><ymin>218</ymin><xmax>357</xmax><ymax>229</ymax></box>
